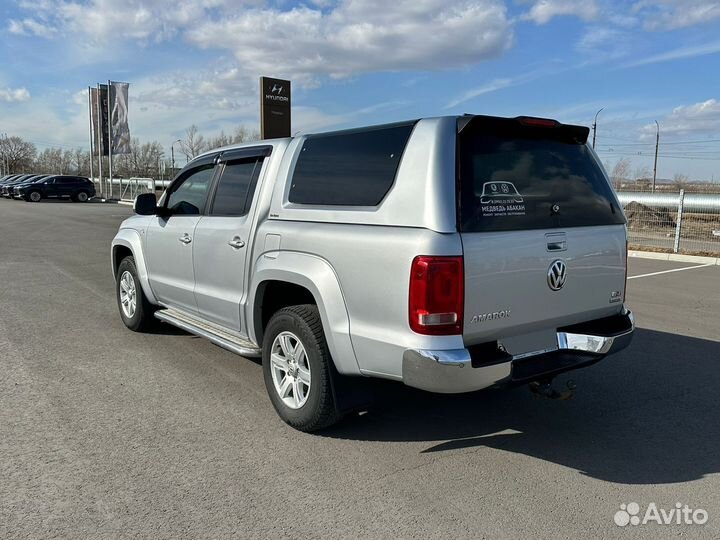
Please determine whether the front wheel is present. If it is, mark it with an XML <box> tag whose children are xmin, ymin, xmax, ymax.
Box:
<box><xmin>262</xmin><ymin>305</ymin><xmax>342</xmax><ymax>432</ymax></box>
<box><xmin>116</xmin><ymin>256</ymin><xmax>156</xmax><ymax>331</ymax></box>
<box><xmin>28</xmin><ymin>191</ymin><xmax>42</xmax><ymax>202</ymax></box>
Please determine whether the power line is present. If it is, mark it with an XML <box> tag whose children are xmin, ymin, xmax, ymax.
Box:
<box><xmin>597</xmin><ymin>138</ymin><xmax>720</xmax><ymax>147</ymax></box>
<box><xmin>596</xmin><ymin>151</ymin><xmax>720</xmax><ymax>161</ymax></box>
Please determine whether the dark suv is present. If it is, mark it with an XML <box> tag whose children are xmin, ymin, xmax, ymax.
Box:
<box><xmin>9</xmin><ymin>175</ymin><xmax>49</xmax><ymax>198</ymax></box>
<box><xmin>18</xmin><ymin>175</ymin><xmax>96</xmax><ymax>202</ymax></box>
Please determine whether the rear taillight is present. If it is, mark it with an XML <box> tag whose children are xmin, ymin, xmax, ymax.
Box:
<box><xmin>409</xmin><ymin>256</ymin><xmax>464</xmax><ymax>335</ymax></box>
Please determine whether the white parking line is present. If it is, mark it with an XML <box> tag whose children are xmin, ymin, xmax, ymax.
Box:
<box><xmin>628</xmin><ymin>263</ymin><xmax>716</xmax><ymax>280</ymax></box>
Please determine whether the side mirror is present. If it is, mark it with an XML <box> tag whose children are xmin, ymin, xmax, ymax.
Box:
<box><xmin>134</xmin><ymin>192</ymin><xmax>158</xmax><ymax>215</ymax></box>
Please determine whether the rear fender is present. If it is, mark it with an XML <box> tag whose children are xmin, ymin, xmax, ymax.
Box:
<box><xmin>249</xmin><ymin>252</ymin><xmax>360</xmax><ymax>376</ymax></box>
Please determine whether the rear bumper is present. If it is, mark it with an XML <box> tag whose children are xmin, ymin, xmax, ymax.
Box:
<box><xmin>402</xmin><ymin>309</ymin><xmax>634</xmax><ymax>394</ymax></box>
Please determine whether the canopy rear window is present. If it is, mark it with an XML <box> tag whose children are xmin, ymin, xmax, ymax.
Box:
<box><xmin>457</xmin><ymin>116</ymin><xmax>625</xmax><ymax>233</ymax></box>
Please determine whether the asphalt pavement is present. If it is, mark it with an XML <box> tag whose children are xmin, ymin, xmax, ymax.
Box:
<box><xmin>1</xmin><ymin>198</ymin><xmax>719</xmax><ymax>539</ymax></box>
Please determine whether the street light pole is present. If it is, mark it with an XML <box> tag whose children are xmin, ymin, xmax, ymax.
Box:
<box><xmin>171</xmin><ymin>139</ymin><xmax>181</xmax><ymax>177</ymax></box>
<box><xmin>592</xmin><ymin>107</ymin><xmax>604</xmax><ymax>149</ymax></box>
<box><xmin>652</xmin><ymin>120</ymin><xmax>660</xmax><ymax>193</ymax></box>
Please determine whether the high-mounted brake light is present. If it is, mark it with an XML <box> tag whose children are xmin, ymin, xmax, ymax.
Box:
<box><xmin>517</xmin><ymin>116</ymin><xmax>559</xmax><ymax>128</ymax></box>
<box><xmin>409</xmin><ymin>256</ymin><xmax>464</xmax><ymax>335</ymax></box>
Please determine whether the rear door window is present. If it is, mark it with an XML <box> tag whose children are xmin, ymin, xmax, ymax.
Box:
<box><xmin>288</xmin><ymin>122</ymin><xmax>415</xmax><ymax>206</ymax></box>
<box><xmin>458</xmin><ymin>117</ymin><xmax>625</xmax><ymax>232</ymax></box>
<box><xmin>210</xmin><ymin>159</ymin><xmax>262</xmax><ymax>217</ymax></box>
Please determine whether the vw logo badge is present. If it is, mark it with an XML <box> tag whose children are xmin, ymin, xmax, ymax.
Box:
<box><xmin>547</xmin><ymin>259</ymin><xmax>567</xmax><ymax>291</ymax></box>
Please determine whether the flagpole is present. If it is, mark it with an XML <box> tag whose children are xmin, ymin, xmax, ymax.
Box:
<box><xmin>107</xmin><ymin>80</ymin><xmax>114</xmax><ymax>199</ymax></box>
<box><xmin>87</xmin><ymin>86</ymin><xmax>94</xmax><ymax>190</ymax></box>
<box><xmin>96</xmin><ymin>83</ymin><xmax>103</xmax><ymax>199</ymax></box>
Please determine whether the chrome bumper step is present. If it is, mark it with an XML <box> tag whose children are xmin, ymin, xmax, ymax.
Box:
<box><xmin>154</xmin><ymin>308</ymin><xmax>261</xmax><ymax>358</ymax></box>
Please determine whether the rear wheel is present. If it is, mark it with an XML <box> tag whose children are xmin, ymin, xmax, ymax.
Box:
<box><xmin>74</xmin><ymin>191</ymin><xmax>89</xmax><ymax>202</ymax></box>
<box><xmin>262</xmin><ymin>305</ymin><xmax>342</xmax><ymax>431</ymax></box>
<box><xmin>116</xmin><ymin>256</ymin><xmax>156</xmax><ymax>332</ymax></box>
<box><xmin>28</xmin><ymin>191</ymin><xmax>41</xmax><ymax>202</ymax></box>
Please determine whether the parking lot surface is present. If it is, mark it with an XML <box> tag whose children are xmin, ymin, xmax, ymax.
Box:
<box><xmin>1</xmin><ymin>199</ymin><xmax>719</xmax><ymax>539</ymax></box>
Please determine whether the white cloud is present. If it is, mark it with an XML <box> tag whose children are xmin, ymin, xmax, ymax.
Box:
<box><xmin>11</xmin><ymin>0</ymin><xmax>242</xmax><ymax>42</ymax></box>
<box><xmin>72</xmin><ymin>88</ymin><xmax>89</xmax><ymax>106</ymax></box>
<box><xmin>0</xmin><ymin>87</ymin><xmax>31</xmax><ymax>102</ymax></box>
<box><xmin>522</xmin><ymin>0</ymin><xmax>600</xmax><ymax>24</ymax></box>
<box><xmin>641</xmin><ymin>99</ymin><xmax>720</xmax><ymax>137</ymax></box>
<box><xmin>575</xmin><ymin>25</ymin><xmax>634</xmax><ymax>62</ymax></box>
<box><xmin>622</xmin><ymin>40</ymin><xmax>720</xmax><ymax>68</ymax></box>
<box><xmin>443</xmin><ymin>63</ymin><xmax>567</xmax><ymax>109</ymax></box>
<box><xmin>444</xmin><ymin>78</ymin><xmax>513</xmax><ymax>109</ymax></box>
<box><xmin>11</xmin><ymin>0</ymin><xmax>512</xmax><ymax>87</ymax></box>
<box><xmin>8</xmin><ymin>17</ymin><xmax>58</xmax><ymax>37</ymax></box>
<box><xmin>634</xmin><ymin>0</ymin><xmax>720</xmax><ymax>30</ymax></box>
<box><xmin>186</xmin><ymin>0</ymin><xmax>512</xmax><ymax>84</ymax></box>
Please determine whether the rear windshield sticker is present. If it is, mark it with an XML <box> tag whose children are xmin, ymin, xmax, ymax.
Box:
<box><xmin>479</xmin><ymin>181</ymin><xmax>526</xmax><ymax>217</ymax></box>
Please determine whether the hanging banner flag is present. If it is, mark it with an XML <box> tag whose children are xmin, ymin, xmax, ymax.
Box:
<box><xmin>109</xmin><ymin>82</ymin><xmax>131</xmax><ymax>154</ymax></box>
<box><xmin>89</xmin><ymin>86</ymin><xmax>99</xmax><ymax>153</ymax></box>
<box><xmin>90</xmin><ymin>84</ymin><xmax>110</xmax><ymax>156</ymax></box>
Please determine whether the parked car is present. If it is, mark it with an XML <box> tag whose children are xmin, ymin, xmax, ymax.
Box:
<box><xmin>18</xmin><ymin>175</ymin><xmax>95</xmax><ymax>202</ymax></box>
<box><xmin>1</xmin><ymin>175</ymin><xmax>35</xmax><ymax>197</ymax></box>
<box><xmin>0</xmin><ymin>174</ymin><xmax>21</xmax><ymax>188</ymax></box>
<box><xmin>9</xmin><ymin>175</ymin><xmax>49</xmax><ymax>198</ymax></box>
<box><xmin>112</xmin><ymin>114</ymin><xmax>634</xmax><ymax>431</ymax></box>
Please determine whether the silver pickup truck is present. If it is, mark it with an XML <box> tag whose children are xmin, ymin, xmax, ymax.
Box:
<box><xmin>112</xmin><ymin>114</ymin><xmax>634</xmax><ymax>431</ymax></box>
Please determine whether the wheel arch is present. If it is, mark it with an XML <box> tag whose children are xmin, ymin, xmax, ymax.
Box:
<box><xmin>111</xmin><ymin>230</ymin><xmax>158</xmax><ymax>305</ymax></box>
<box><xmin>249</xmin><ymin>252</ymin><xmax>360</xmax><ymax>376</ymax></box>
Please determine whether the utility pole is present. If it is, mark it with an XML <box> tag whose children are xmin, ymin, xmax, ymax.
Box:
<box><xmin>652</xmin><ymin>120</ymin><xmax>659</xmax><ymax>193</ymax></box>
<box><xmin>171</xmin><ymin>139</ymin><xmax>181</xmax><ymax>177</ymax></box>
<box><xmin>592</xmin><ymin>107</ymin><xmax>604</xmax><ymax>149</ymax></box>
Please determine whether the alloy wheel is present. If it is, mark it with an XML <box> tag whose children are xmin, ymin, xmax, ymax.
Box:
<box><xmin>269</xmin><ymin>331</ymin><xmax>311</xmax><ymax>409</ymax></box>
<box><xmin>119</xmin><ymin>270</ymin><xmax>137</xmax><ymax>318</ymax></box>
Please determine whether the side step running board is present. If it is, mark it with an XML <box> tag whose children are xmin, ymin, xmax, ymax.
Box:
<box><xmin>154</xmin><ymin>308</ymin><xmax>261</xmax><ymax>358</ymax></box>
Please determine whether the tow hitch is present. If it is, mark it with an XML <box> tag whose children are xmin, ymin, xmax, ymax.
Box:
<box><xmin>529</xmin><ymin>378</ymin><xmax>576</xmax><ymax>400</ymax></box>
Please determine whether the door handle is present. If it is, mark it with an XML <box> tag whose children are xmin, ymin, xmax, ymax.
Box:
<box><xmin>179</xmin><ymin>234</ymin><xmax>192</xmax><ymax>245</ymax></box>
<box><xmin>228</xmin><ymin>236</ymin><xmax>245</xmax><ymax>249</ymax></box>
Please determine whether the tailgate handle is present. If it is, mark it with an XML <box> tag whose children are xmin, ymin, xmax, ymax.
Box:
<box><xmin>546</xmin><ymin>233</ymin><xmax>567</xmax><ymax>251</ymax></box>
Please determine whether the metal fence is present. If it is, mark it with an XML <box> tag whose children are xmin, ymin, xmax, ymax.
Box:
<box><xmin>88</xmin><ymin>177</ymin><xmax>171</xmax><ymax>201</ymax></box>
<box><xmin>119</xmin><ymin>178</ymin><xmax>157</xmax><ymax>201</ymax></box>
<box><xmin>617</xmin><ymin>191</ymin><xmax>720</xmax><ymax>256</ymax></box>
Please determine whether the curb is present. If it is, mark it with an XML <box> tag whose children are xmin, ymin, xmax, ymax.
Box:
<box><xmin>629</xmin><ymin>250</ymin><xmax>720</xmax><ymax>265</ymax></box>
<box><xmin>117</xmin><ymin>200</ymin><xmax>134</xmax><ymax>206</ymax></box>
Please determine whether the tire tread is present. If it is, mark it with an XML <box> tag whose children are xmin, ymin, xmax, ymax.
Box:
<box><xmin>264</xmin><ymin>304</ymin><xmax>342</xmax><ymax>431</ymax></box>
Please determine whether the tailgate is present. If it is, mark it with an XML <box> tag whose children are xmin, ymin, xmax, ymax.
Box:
<box><xmin>461</xmin><ymin>225</ymin><xmax>626</xmax><ymax>346</ymax></box>
<box><xmin>457</xmin><ymin>115</ymin><xmax>627</xmax><ymax>351</ymax></box>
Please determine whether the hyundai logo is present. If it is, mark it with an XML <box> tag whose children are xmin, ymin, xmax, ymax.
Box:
<box><xmin>547</xmin><ymin>259</ymin><xmax>567</xmax><ymax>291</ymax></box>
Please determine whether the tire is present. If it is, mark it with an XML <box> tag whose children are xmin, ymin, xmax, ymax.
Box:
<box><xmin>73</xmin><ymin>191</ymin><xmax>89</xmax><ymax>202</ymax></box>
<box><xmin>116</xmin><ymin>256</ymin><xmax>156</xmax><ymax>332</ymax></box>
<box><xmin>28</xmin><ymin>191</ymin><xmax>42</xmax><ymax>202</ymax></box>
<box><xmin>262</xmin><ymin>305</ymin><xmax>342</xmax><ymax>432</ymax></box>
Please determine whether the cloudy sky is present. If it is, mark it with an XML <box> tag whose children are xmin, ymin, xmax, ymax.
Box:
<box><xmin>1</xmin><ymin>0</ymin><xmax>720</xmax><ymax>179</ymax></box>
